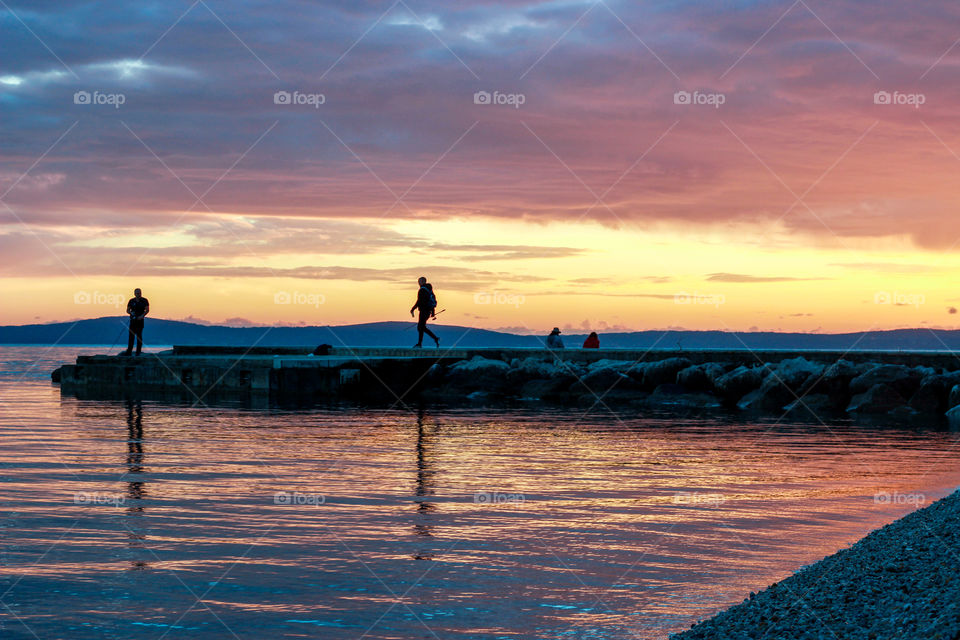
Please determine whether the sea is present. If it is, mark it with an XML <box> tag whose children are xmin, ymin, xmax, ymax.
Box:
<box><xmin>2</xmin><ymin>346</ymin><xmax>959</xmax><ymax>639</ymax></box>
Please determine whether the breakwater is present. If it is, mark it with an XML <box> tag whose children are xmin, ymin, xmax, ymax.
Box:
<box><xmin>52</xmin><ymin>346</ymin><xmax>960</xmax><ymax>420</ymax></box>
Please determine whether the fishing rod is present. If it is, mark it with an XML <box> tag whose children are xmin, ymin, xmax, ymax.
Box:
<box><xmin>405</xmin><ymin>308</ymin><xmax>446</xmax><ymax>330</ymax></box>
<box><xmin>109</xmin><ymin>319</ymin><xmax>131</xmax><ymax>352</ymax></box>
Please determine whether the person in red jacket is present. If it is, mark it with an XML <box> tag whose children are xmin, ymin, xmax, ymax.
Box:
<box><xmin>583</xmin><ymin>331</ymin><xmax>600</xmax><ymax>349</ymax></box>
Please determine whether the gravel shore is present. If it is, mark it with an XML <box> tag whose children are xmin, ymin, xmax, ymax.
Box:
<box><xmin>672</xmin><ymin>490</ymin><xmax>960</xmax><ymax>640</ymax></box>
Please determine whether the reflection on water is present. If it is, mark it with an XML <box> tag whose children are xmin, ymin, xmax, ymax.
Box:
<box><xmin>124</xmin><ymin>400</ymin><xmax>149</xmax><ymax>570</ymax></box>
<box><xmin>2</xmin><ymin>346</ymin><xmax>960</xmax><ymax>639</ymax></box>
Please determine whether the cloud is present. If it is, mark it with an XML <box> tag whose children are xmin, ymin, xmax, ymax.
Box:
<box><xmin>4</xmin><ymin>0</ymin><xmax>960</xmax><ymax>259</ymax></box>
<box><xmin>706</xmin><ymin>272</ymin><xmax>822</xmax><ymax>283</ymax></box>
<box><xmin>0</xmin><ymin>216</ymin><xmax>583</xmax><ymax>282</ymax></box>
<box><xmin>831</xmin><ymin>262</ymin><xmax>940</xmax><ymax>274</ymax></box>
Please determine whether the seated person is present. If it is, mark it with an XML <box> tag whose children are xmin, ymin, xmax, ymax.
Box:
<box><xmin>546</xmin><ymin>327</ymin><xmax>564</xmax><ymax>349</ymax></box>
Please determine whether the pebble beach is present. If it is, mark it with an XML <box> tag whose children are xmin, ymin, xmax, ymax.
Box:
<box><xmin>673</xmin><ymin>490</ymin><xmax>960</xmax><ymax>639</ymax></box>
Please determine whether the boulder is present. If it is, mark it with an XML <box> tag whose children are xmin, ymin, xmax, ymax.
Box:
<box><xmin>424</xmin><ymin>363</ymin><xmax>446</xmax><ymax>385</ymax></box>
<box><xmin>677</xmin><ymin>363</ymin><xmax>727</xmax><ymax>392</ymax></box>
<box><xmin>549</xmin><ymin>359</ymin><xmax>588</xmax><ymax>379</ymax></box>
<box><xmin>520</xmin><ymin>377</ymin><xmax>575</xmax><ymax>400</ymax></box>
<box><xmin>849</xmin><ymin>365</ymin><xmax>923</xmax><ymax>398</ymax></box>
<box><xmin>909</xmin><ymin>375</ymin><xmax>954</xmax><ymax>414</ymax></box>
<box><xmin>445</xmin><ymin>356</ymin><xmax>510</xmax><ymax>391</ymax></box>
<box><xmin>739</xmin><ymin>358</ymin><xmax>823</xmax><ymax>410</ymax></box>
<box><xmin>946</xmin><ymin>403</ymin><xmax>960</xmax><ymax>427</ymax></box>
<box><xmin>798</xmin><ymin>359</ymin><xmax>862</xmax><ymax>401</ymax></box>
<box><xmin>646</xmin><ymin>384</ymin><xmax>721</xmax><ymax>409</ymax></box>
<box><xmin>576</xmin><ymin>367</ymin><xmax>640</xmax><ymax>393</ymax></box>
<box><xmin>642</xmin><ymin>357</ymin><xmax>693</xmax><ymax>389</ymax></box>
<box><xmin>949</xmin><ymin>384</ymin><xmax>960</xmax><ymax>409</ymax></box>
<box><xmin>783</xmin><ymin>394</ymin><xmax>838</xmax><ymax>420</ymax></box>
<box><xmin>586</xmin><ymin>358</ymin><xmax>638</xmax><ymax>373</ymax></box>
<box><xmin>714</xmin><ymin>366</ymin><xmax>764</xmax><ymax>405</ymax></box>
<box><xmin>846</xmin><ymin>383</ymin><xmax>907</xmax><ymax>414</ymax></box>
<box><xmin>773</xmin><ymin>357</ymin><xmax>822</xmax><ymax>388</ymax></box>
<box><xmin>738</xmin><ymin>382</ymin><xmax>789</xmax><ymax>411</ymax></box>
<box><xmin>506</xmin><ymin>357</ymin><xmax>563</xmax><ymax>385</ymax></box>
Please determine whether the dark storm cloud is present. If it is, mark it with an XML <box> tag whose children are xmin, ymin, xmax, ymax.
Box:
<box><xmin>4</xmin><ymin>0</ymin><xmax>960</xmax><ymax>246</ymax></box>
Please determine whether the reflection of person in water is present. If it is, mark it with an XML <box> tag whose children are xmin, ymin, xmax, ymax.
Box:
<box><xmin>124</xmin><ymin>400</ymin><xmax>148</xmax><ymax>569</ymax></box>
<box><xmin>125</xmin><ymin>400</ymin><xmax>145</xmax><ymax>504</ymax></box>
<box><xmin>413</xmin><ymin>406</ymin><xmax>436</xmax><ymax>559</ymax></box>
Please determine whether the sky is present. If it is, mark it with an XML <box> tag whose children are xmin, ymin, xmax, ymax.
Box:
<box><xmin>3</xmin><ymin>0</ymin><xmax>960</xmax><ymax>334</ymax></box>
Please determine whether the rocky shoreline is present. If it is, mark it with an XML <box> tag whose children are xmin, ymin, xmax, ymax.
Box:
<box><xmin>671</xmin><ymin>489</ymin><xmax>960</xmax><ymax>639</ymax></box>
<box><xmin>422</xmin><ymin>354</ymin><xmax>960</xmax><ymax>422</ymax></box>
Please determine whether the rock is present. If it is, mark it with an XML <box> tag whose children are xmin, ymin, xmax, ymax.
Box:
<box><xmin>647</xmin><ymin>384</ymin><xmax>721</xmax><ymax>409</ymax></box>
<box><xmin>714</xmin><ymin>366</ymin><xmax>763</xmax><ymax>405</ymax></box>
<box><xmin>798</xmin><ymin>359</ymin><xmax>864</xmax><ymax>405</ymax></box>
<box><xmin>849</xmin><ymin>365</ymin><xmax>923</xmax><ymax>398</ymax></box>
<box><xmin>642</xmin><ymin>357</ymin><xmax>693</xmax><ymax>389</ymax></box>
<box><xmin>506</xmin><ymin>357</ymin><xmax>563</xmax><ymax>385</ymax></box>
<box><xmin>576</xmin><ymin>366</ymin><xmax>640</xmax><ymax>392</ymax></box>
<box><xmin>783</xmin><ymin>393</ymin><xmax>837</xmax><ymax>420</ymax></box>
<box><xmin>519</xmin><ymin>377</ymin><xmax>573</xmax><ymax>400</ymax></box>
<box><xmin>740</xmin><ymin>358</ymin><xmax>823</xmax><ymax>411</ymax></box>
<box><xmin>448</xmin><ymin>355</ymin><xmax>509</xmax><ymax>374</ymax></box>
<box><xmin>737</xmin><ymin>383</ymin><xmax>788</xmax><ymax>411</ymax></box>
<box><xmin>774</xmin><ymin>357</ymin><xmax>822</xmax><ymax>388</ymax></box>
<box><xmin>949</xmin><ymin>384</ymin><xmax>960</xmax><ymax>409</ymax></box>
<box><xmin>424</xmin><ymin>363</ymin><xmax>446</xmax><ymax>385</ymax></box>
<box><xmin>51</xmin><ymin>367</ymin><xmax>61</xmax><ymax>383</ymax></box>
<box><xmin>444</xmin><ymin>356</ymin><xmax>510</xmax><ymax>391</ymax></box>
<box><xmin>586</xmin><ymin>358</ymin><xmax>638</xmax><ymax>373</ymax></box>
<box><xmin>846</xmin><ymin>383</ymin><xmax>907</xmax><ymax>414</ymax></box>
<box><xmin>677</xmin><ymin>363</ymin><xmax>727</xmax><ymax>392</ymax></box>
<box><xmin>909</xmin><ymin>375</ymin><xmax>954</xmax><ymax>414</ymax></box>
<box><xmin>946</xmin><ymin>403</ymin><xmax>960</xmax><ymax>427</ymax></box>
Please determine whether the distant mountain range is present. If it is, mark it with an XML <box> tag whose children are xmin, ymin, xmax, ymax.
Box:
<box><xmin>2</xmin><ymin>317</ymin><xmax>960</xmax><ymax>351</ymax></box>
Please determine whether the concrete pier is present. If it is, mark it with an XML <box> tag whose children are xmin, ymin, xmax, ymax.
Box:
<box><xmin>53</xmin><ymin>345</ymin><xmax>960</xmax><ymax>406</ymax></box>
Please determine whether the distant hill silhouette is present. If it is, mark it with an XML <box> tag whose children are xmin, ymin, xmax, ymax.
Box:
<box><xmin>3</xmin><ymin>317</ymin><xmax>960</xmax><ymax>351</ymax></box>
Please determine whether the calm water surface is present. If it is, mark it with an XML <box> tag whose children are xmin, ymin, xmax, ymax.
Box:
<box><xmin>2</xmin><ymin>346</ymin><xmax>960</xmax><ymax>639</ymax></box>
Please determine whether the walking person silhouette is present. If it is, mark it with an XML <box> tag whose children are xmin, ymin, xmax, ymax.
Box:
<box><xmin>410</xmin><ymin>277</ymin><xmax>439</xmax><ymax>348</ymax></box>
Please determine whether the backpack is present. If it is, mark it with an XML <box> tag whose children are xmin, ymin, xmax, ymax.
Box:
<box><xmin>428</xmin><ymin>288</ymin><xmax>438</xmax><ymax>310</ymax></box>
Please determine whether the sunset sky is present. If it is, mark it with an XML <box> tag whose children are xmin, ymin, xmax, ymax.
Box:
<box><xmin>3</xmin><ymin>1</ymin><xmax>960</xmax><ymax>333</ymax></box>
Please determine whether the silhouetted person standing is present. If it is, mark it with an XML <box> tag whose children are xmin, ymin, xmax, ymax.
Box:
<box><xmin>124</xmin><ymin>288</ymin><xmax>149</xmax><ymax>356</ymax></box>
<box><xmin>410</xmin><ymin>277</ymin><xmax>439</xmax><ymax>348</ymax></box>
